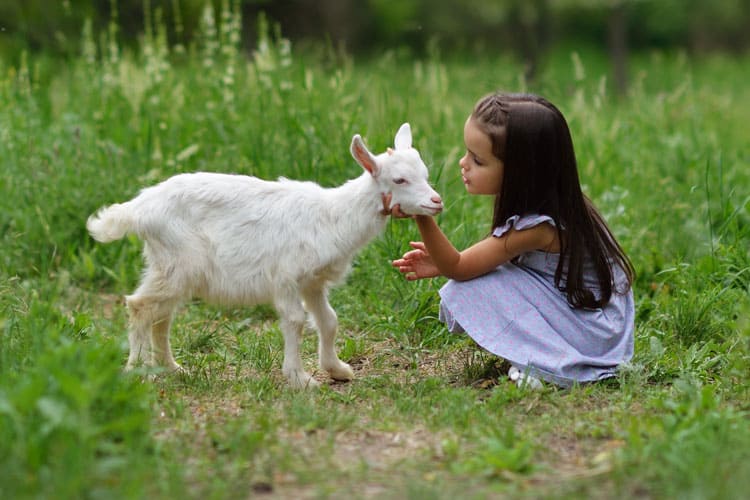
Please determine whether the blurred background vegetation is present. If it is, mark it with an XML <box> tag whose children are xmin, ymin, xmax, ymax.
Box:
<box><xmin>1</xmin><ymin>2</ymin><xmax>749</xmax><ymax>496</ymax></box>
<box><xmin>1</xmin><ymin>0</ymin><xmax>749</xmax><ymax>93</ymax></box>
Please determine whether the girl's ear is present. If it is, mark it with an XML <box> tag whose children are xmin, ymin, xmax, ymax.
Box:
<box><xmin>394</xmin><ymin>122</ymin><xmax>412</xmax><ymax>150</ymax></box>
<box><xmin>350</xmin><ymin>135</ymin><xmax>380</xmax><ymax>176</ymax></box>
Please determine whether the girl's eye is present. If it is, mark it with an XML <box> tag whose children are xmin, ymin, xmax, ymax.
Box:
<box><xmin>393</xmin><ymin>178</ymin><xmax>407</xmax><ymax>185</ymax></box>
<box><xmin>473</xmin><ymin>156</ymin><xmax>484</xmax><ymax>166</ymax></box>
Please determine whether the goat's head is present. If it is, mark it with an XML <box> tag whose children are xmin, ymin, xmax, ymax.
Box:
<box><xmin>350</xmin><ymin>123</ymin><xmax>443</xmax><ymax>216</ymax></box>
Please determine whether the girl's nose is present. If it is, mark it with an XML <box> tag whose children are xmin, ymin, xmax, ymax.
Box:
<box><xmin>459</xmin><ymin>154</ymin><xmax>468</xmax><ymax>170</ymax></box>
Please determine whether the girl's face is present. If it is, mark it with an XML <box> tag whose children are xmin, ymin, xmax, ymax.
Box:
<box><xmin>459</xmin><ymin>117</ymin><xmax>504</xmax><ymax>196</ymax></box>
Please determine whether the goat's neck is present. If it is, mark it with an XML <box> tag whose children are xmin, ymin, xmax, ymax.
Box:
<box><xmin>327</xmin><ymin>172</ymin><xmax>388</xmax><ymax>248</ymax></box>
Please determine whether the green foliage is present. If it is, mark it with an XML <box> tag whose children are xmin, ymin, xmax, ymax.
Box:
<box><xmin>616</xmin><ymin>379</ymin><xmax>750</xmax><ymax>498</ymax></box>
<box><xmin>0</xmin><ymin>280</ymin><xmax>154</xmax><ymax>499</ymax></box>
<box><xmin>0</xmin><ymin>5</ymin><xmax>749</xmax><ymax>498</ymax></box>
<box><xmin>454</xmin><ymin>424</ymin><xmax>536</xmax><ymax>478</ymax></box>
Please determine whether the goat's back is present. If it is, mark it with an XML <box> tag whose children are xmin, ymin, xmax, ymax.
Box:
<box><xmin>105</xmin><ymin>172</ymin><xmax>381</xmax><ymax>304</ymax></box>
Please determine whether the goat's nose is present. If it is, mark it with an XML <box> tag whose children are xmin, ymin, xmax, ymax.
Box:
<box><xmin>432</xmin><ymin>195</ymin><xmax>443</xmax><ymax>205</ymax></box>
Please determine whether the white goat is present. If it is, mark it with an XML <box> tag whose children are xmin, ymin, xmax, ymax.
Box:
<box><xmin>87</xmin><ymin>123</ymin><xmax>443</xmax><ymax>388</ymax></box>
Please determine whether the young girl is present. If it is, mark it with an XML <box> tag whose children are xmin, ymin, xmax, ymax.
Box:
<box><xmin>389</xmin><ymin>92</ymin><xmax>635</xmax><ymax>388</ymax></box>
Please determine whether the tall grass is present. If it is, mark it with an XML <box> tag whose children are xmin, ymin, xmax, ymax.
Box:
<box><xmin>1</xmin><ymin>3</ymin><xmax>749</xmax><ymax>498</ymax></box>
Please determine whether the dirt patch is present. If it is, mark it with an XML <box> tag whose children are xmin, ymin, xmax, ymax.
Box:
<box><xmin>330</xmin><ymin>427</ymin><xmax>437</xmax><ymax>470</ymax></box>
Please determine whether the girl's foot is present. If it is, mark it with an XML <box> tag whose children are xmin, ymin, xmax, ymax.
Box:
<box><xmin>508</xmin><ymin>365</ymin><xmax>543</xmax><ymax>389</ymax></box>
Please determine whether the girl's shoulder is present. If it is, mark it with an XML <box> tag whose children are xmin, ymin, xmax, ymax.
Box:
<box><xmin>492</xmin><ymin>214</ymin><xmax>555</xmax><ymax>239</ymax></box>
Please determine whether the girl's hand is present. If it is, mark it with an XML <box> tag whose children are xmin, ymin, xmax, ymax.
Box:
<box><xmin>391</xmin><ymin>242</ymin><xmax>441</xmax><ymax>280</ymax></box>
<box><xmin>380</xmin><ymin>193</ymin><xmax>413</xmax><ymax>218</ymax></box>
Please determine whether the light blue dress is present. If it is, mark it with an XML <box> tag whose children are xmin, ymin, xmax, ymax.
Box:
<box><xmin>439</xmin><ymin>214</ymin><xmax>635</xmax><ymax>387</ymax></box>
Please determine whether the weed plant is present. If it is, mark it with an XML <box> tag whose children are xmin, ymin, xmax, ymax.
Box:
<box><xmin>1</xmin><ymin>3</ymin><xmax>749</xmax><ymax>498</ymax></box>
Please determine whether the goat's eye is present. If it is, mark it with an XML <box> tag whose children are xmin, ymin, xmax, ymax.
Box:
<box><xmin>393</xmin><ymin>178</ymin><xmax>407</xmax><ymax>185</ymax></box>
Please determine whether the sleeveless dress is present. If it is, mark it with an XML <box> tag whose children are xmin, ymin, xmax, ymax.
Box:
<box><xmin>438</xmin><ymin>214</ymin><xmax>634</xmax><ymax>388</ymax></box>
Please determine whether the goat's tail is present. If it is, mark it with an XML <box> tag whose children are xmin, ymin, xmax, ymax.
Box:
<box><xmin>86</xmin><ymin>202</ymin><xmax>136</xmax><ymax>242</ymax></box>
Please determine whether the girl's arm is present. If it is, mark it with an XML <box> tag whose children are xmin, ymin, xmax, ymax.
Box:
<box><xmin>410</xmin><ymin>215</ymin><xmax>557</xmax><ymax>281</ymax></box>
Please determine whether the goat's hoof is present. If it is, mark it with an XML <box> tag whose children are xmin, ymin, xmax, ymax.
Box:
<box><xmin>124</xmin><ymin>361</ymin><xmax>153</xmax><ymax>374</ymax></box>
<box><xmin>124</xmin><ymin>359</ymin><xmax>150</xmax><ymax>372</ymax></box>
<box><xmin>168</xmin><ymin>362</ymin><xmax>186</xmax><ymax>373</ymax></box>
<box><xmin>326</xmin><ymin>361</ymin><xmax>354</xmax><ymax>381</ymax></box>
<box><xmin>286</xmin><ymin>371</ymin><xmax>319</xmax><ymax>390</ymax></box>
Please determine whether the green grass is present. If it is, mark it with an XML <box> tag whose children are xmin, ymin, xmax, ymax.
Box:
<box><xmin>2</xmin><ymin>7</ymin><xmax>750</xmax><ymax>499</ymax></box>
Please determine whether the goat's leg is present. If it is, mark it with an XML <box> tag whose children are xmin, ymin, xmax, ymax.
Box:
<box><xmin>124</xmin><ymin>297</ymin><xmax>152</xmax><ymax>370</ymax></box>
<box><xmin>275</xmin><ymin>295</ymin><xmax>318</xmax><ymax>389</ymax></box>
<box><xmin>125</xmin><ymin>265</ymin><xmax>183</xmax><ymax>372</ymax></box>
<box><xmin>302</xmin><ymin>287</ymin><xmax>354</xmax><ymax>382</ymax></box>
<box><xmin>126</xmin><ymin>295</ymin><xmax>182</xmax><ymax>372</ymax></box>
<box><xmin>150</xmin><ymin>308</ymin><xmax>182</xmax><ymax>372</ymax></box>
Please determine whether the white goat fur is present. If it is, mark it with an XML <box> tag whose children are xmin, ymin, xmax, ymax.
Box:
<box><xmin>87</xmin><ymin>123</ymin><xmax>442</xmax><ymax>388</ymax></box>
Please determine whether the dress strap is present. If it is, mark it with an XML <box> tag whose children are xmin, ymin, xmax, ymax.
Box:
<box><xmin>492</xmin><ymin>214</ymin><xmax>555</xmax><ymax>238</ymax></box>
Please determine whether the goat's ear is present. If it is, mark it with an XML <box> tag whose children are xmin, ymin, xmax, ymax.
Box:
<box><xmin>394</xmin><ymin>122</ymin><xmax>412</xmax><ymax>150</ymax></box>
<box><xmin>351</xmin><ymin>134</ymin><xmax>380</xmax><ymax>176</ymax></box>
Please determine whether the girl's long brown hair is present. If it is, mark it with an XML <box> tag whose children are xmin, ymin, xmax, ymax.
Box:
<box><xmin>472</xmin><ymin>92</ymin><xmax>634</xmax><ymax>309</ymax></box>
